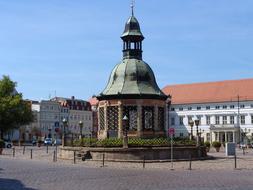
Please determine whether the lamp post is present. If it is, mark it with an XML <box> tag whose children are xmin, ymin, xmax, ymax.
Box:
<box><xmin>188</xmin><ymin>120</ymin><xmax>194</xmax><ymax>141</ymax></box>
<box><xmin>62</xmin><ymin>118</ymin><xmax>68</xmax><ymax>147</ymax></box>
<box><xmin>79</xmin><ymin>121</ymin><xmax>83</xmax><ymax>139</ymax></box>
<box><xmin>122</xmin><ymin>115</ymin><xmax>129</xmax><ymax>148</ymax></box>
<box><xmin>194</xmin><ymin>118</ymin><xmax>200</xmax><ymax>146</ymax></box>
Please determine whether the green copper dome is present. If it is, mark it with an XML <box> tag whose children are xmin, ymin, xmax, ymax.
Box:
<box><xmin>98</xmin><ymin>59</ymin><xmax>167</xmax><ymax>100</ymax></box>
<box><xmin>97</xmin><ymin>14</ymin><xmax>167</xmax><ymax>101</ymax></box>
<box><xmin>121</xmin><ymin>16</ymin><xmax>144</xmax><ymax>41</ymax></box>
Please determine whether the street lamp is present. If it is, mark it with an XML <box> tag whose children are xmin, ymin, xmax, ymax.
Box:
<box><xmin>62</xmin><ymin>118</ymin><xmax>68</xmax><ymax>146</ymax></box>
<box><xmin>194</xmin><ymin>118</ymin><xmax>200</xmax><ymax>146</ymax></box>
<box><xmin>122</xmin><ymin>115</ymin><xmax>129</xmax><ymax>148</ymax></box>
<box><xmin>188</xmin><ymin>120</ymin><xmax>194</xmax><ymax>141</ymax></box>
<box><xmin>79</xmin><ymin>120</ymin><xmax>83</xmax><ymax>139</ymax></box>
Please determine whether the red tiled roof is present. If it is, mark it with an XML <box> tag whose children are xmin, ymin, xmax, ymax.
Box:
<box><xmin>162</xmin><ymin>78</ymin><xmax>253</xmax><ymax>105</ymax></box>
<box><xmin>89</xmin><ymin>97</ymin><xmax>99</xmax><ymax>106</ymax></box>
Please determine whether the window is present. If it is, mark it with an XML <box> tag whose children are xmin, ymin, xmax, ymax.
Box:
<box><xmin>222</xmin><ymin>105</ymin><xmax>227</xmax><ymax>109</ymax></box>
<box><xmin>230</xmin><ymin>116</ymin><xmax>234</xmax><ymax>124</ymax></box>
<box><xmin>197</xmin><ymin>106</ymin><xmax>201</xmax><ymax>110</ymax></box>
<box><xmin>180</xmin><ymin>133</ymin><xmax>184</xmax><ymax>137</ymax></box>
<box><xmin>188</xmin><ymin>116</ymin><xmax>192</xmax><ymax>124</ymax></box>
<box><xmin>251</xmin><ymin>104</ymin><xmax>253</xmax><ymax>108</ymax></box>
<box><xmin>206</xmin><ymin>106</ymin><xmax>210</xmax><ymax>110</ymax></box>
<box><xmin>188</xmin><ymin>107</ymin><xmax>192</xmax><ymax>111</ymax></box>
<box><xmin>251</xmin><ymin>115</ymin><xmax>253</xmax><ymax>124</ymax></box>
<box><xmin>222</xmin><ymin>116</ymin><xmax>227</xmax><ymax>124</ymax></box>
<box><xmin>240</xmin><ymin>105</ymin><xmax>245</xmax><ymax>108</ymax></box>
<box><xmin>215</xmin><ymin>116</ymin><xmax>220</xmax><ymax>125</ymax></box>
<box><xmin>241</xmin><ymin>115</ymin><xmax>245</xmax><ymax>125</ymax></box>
<box><xmin>171</xmin><ymin>118</ymin><xmax>175</xmax><ymax>126</ymax></box>
<box><xmin>206</xmin><ymin>116</ymin><xmax>210</xmax><ymax>125</ymax></box>
<box><xmin>179</xmin><ymin>107</ymin><xmax>183</xmax><ymax>111</ymax></box>
<box><xmin>230</xmin><ymin>105</ymin><xmax>235</xmax><ymax>109</ymax></box>
<box><xmin>171</xmin><ymin>108</ymin><xmax>175</xmax><ymax>111</ymax></box>
<box><xmin>179</xmin><ymin>116</ymin><xmax>184</xmax><ymax>125</ymax></box>
<box><xmin>215</xmin><ymin>106</ymin><xmax>220</xmax><ymax>109</ymax></box>
<box><xmin>197</xmin><ymin>116</ymin><xmax>202</xmax><ymax>125</ymax></box>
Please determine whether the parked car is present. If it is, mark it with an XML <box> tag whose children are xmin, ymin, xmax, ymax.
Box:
<box><xmin>53</xmin><ymin>139</ymin><xmax>62</xmax><ymax>146</ymax></box>
<box><xmin>32</xmin><ymin>139</ymin><xmax>37</xmax><ymax>146</ymax></box>
<box><xmin>4</xmin><ymin>140</ymin><xmax>13</xmax><ymax>148</ymax></box>
<box><xmin>44</xmin><ymin>138</ymin><xmax>52</xmax><ymax>146</ymax></box>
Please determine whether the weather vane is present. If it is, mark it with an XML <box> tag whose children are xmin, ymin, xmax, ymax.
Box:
<box><xmin>131</xmin><ymin>0</ymin><xmax>135</xmax><ymax>16</ymax></box>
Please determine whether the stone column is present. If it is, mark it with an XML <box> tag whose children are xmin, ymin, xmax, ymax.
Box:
<box><xmin>233</xmin><ymin>131</ymin><xmax>235</xmax><ymax>143</ymax></box>
<box><xmin>118</xmin><ymin>101</ymin><xmax>123</xmax><ymax>138</ymax></box>
<box><xmin>154</xmin><ymin>105</ymin><xmax>159</xmax><ymax>132</ymax></box>
<box><xmin>165</xmin><ymin>103</ymin><xmax>169</xmax><ymax>137</ymax></box>
<box><xmin>137</xmin><ymin>103</ymin><xmax>142</xmax><ymax>137</ymax></box>
<box><xmin>217</xmin><ymin>132</ymin><xmax>220</xmax><ymax>142</ymax></box>
<box><xmin>104</xmin><ymin>102</ymin><xmax>108</xmax><ymax>139</ymax></box>
<box><xmin>210</xmin><ymin>131</ymin><xmax>212</xmax><ymax>143</ymax></box>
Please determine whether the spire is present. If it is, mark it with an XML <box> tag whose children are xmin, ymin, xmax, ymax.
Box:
<box><xmin>121</xmin><ymin>1</ymin><xmax>144</xmax><ymax>60</ymax></box>
<box><xmin>131</xmin><ymin>0</ymin><xmax>135</xmax><ymax>16</ymax></box>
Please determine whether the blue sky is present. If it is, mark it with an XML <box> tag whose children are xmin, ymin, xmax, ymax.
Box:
<box><xmin>1</xmin><ymin>0</ymin><xmax>253</xmax><ymax>101</ymax></box>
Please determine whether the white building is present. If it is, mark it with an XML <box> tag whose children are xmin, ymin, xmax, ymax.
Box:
<box><xmin>163</xmin><ymin>78</ymin><xmax>253</xmax><ymax>144</ymax></box>
<box><xmin>39</xmin><ymin>100</ymin><xmax>61</xmax><ymax>139</ymax></box>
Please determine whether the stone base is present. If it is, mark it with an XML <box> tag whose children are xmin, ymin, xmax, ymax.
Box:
<box><xmin>60</xmin><ymin>146</ymin><xmax>207</xmax><ymax>161</ymax></box>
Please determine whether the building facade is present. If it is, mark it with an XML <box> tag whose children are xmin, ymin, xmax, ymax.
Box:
<box><xmin>16</xmin><ymin>97</ymin><xmax>92</xmax><ymax>142</ymax></box>
<box><xmin>163</xmin><ymin>78</ymin><xmax>253</xmax><ymax>144</ymax></box>
<box><xmin>52</xmin><ymin>96</ymin><xmax>92</xmax><ymax>137</ymax></box>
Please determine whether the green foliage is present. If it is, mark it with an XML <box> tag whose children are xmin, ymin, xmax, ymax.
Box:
<box><xmin>0</xmin><ymin>76</ymin><xmax>34</xmax><ymax>138</ymax></box>
<box><xmin>0</xmin><ymin>139</ymin><xmax>5</xmax><ymax>148</ymax></box>
<box><xmin>96</xmin><ymin>138</ymin><xmax>123</xmax><ymax>147</ymax></box>
<box><xmin>204</xmin><ymin>141</ymin><xmax>211</xmax><ymax>147</ymax></box>
<box><xmin>73</xmin><ymin>137</ymin><xmax>196</xmax><ymax>147</ymax></box>
<box><xmin>212</xmin><ymin>141</ymin><xmax>221</xmax><ymax>148</ymax></box>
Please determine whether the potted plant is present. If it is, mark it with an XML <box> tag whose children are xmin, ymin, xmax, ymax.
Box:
<box><xmin>212</xmin><ymin>141</ymin><xmax>221</xmax><ymax>152</ymax></box>
<box><xmin>0</xmin><ymin>139</ymin><xmax>5</xmax><ymax>155</ymax></box>
<box><xmin>204</xmin><ymin>141</ymin><xmax>211</xmax><ymax>152</ymax></box>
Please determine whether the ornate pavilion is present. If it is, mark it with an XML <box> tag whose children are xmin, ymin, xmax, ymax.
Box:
<box><xmin>96</xmin><ymin>10</ymin><xmax>169</xmax><ymax>139</ymax></box>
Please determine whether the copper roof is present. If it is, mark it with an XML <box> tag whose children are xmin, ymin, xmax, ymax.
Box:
<box><xmin>162</xmin><ymin>78</ymin><xmax>253</xmax><ymax>105</ymax></box>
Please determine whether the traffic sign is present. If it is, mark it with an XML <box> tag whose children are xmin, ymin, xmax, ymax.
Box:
<box><xmin>168</xmin><ymin>128</ymin><xmax>175</xmax><ymax>135</ymax></box>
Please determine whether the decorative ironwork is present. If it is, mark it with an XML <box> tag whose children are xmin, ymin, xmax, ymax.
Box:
<box><xmin>158</xmin><ymin>107</ymin><xmax>165</xmax><ymax>131</ymax></box>
<box><xmin>107</xmin><ymin>106</ymin><xmax>119</xmax><ymax>130</ymax></box>
<box><xmin>142</xmin><ymin>106</ymin><xmax>154</xmax><ymax>130</ymax></box>
<box><xmin>123</xmin><ymin>106</ymin><xmax>137</xmax><ymax>131</ymax></box>
<box><xmin>99</xmin><ymin>107</ymin><xmax>105</xmax><ymax>130</ymax></box>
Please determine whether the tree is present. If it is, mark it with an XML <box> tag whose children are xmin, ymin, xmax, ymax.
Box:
<box><xmin>0</xmin><ymin>76</ymin><xmax>34</xmax><ymax>139</ymax></box>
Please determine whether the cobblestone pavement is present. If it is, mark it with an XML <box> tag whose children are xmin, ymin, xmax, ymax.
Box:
<box><xmin>1</xmin><ymin>146</ymin><xmax>253</xmax><ymax>190</ymax></box>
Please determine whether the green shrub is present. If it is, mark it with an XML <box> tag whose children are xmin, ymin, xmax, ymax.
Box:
<box><xmin>204</xmin><ymin>141</ymin><xmax>211</xmax><ymax>147</ymax></box>
<box><xmin>212</xmin><ymin>141</ymin><xmax>221</xmax><ymax>148</ymax></box>
<box><xmin>72</xmin><ymin>137</ymin><xmax>197</xmax><ymax>147</ymax></box>
<box><xmin>96</xmin><ymin>138</ymin><xmax>122</xmax><ymax>147</ymax></box>
<box><xmin>0</xmin><ymin>139</ymin><xmax>5</xmax><ymax>148</ymax></box>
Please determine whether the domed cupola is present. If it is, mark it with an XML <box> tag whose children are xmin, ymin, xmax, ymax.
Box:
<box><xmin>121</xmin><ymin>15</ymin><xmax>144</xmax><ymax>60</ymax></box>
<box><xmin>96</xmin><ymin>5</ymin><xmax>169</xmax><ymax>139</ymax></box>
<box><xmin>97</xmin><ymin>9</ymin><xmax>167</xmax><ymax>101</ymax></box>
